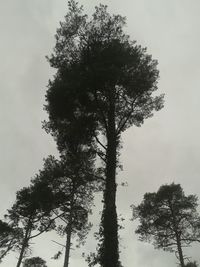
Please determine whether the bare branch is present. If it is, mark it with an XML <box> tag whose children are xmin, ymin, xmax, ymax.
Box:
<box><xmin>94</xmin><ymin>135</ymin><xmax>107</xmax><ymax>150</ymax></box>
<box><xmin>51</xmin><ymin>240</ymin><xmax>66</xmax><ymax>248</ymax></box>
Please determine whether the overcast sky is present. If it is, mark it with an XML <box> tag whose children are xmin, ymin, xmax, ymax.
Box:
<box><xmin>0</xmin><ymin>0</ymin><xmax>200</xmax><ymax>266</ymax></box>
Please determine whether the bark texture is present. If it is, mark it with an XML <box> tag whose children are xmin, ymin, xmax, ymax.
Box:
<box><xmin>102</xmin><ymin>91</ymin><xmax>119</xmax><ymax>267</ymax></box>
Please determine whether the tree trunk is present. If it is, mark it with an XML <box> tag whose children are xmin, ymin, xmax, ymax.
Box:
<box><xmin>169</xmin><ymin>203</ymin><xmax>185</xmax><ymax>267</ymax></box>
<box><xmin>16</xmin><ymin>222</ymin><xmax>31</xmax><ymax>267</ymax></box>
<box><xmin>102</xmin><ymin>90</ymin><xmax>119</xmax><ymax>267</ymax></box>
<box><xmin>63</xmin><ymin>211</ymin><xmax>73</xmax><ymax>267</ymax></box>
<box><xmin>176</xmin><ymin>233</ymin><xmax>185</xmax><ymax>267</ymax></box>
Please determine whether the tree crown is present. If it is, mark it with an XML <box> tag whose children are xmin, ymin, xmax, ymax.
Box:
<box><xmin>133</xmin><ymin>183</ymin><xmax>200</xmax><ymax>252</ymax></box>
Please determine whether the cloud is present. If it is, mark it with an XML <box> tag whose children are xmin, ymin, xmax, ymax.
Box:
<box><xmin>1</xmin><ymin>1</ymin><xmax>200</xmax><ymax>266</ymax></box>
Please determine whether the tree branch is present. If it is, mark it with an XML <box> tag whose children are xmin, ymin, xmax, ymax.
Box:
<box><xmin>94</xmin><ymin>90</ymin><xmax>108</xmax><ymax>134</ymax></box>
<box><xmin>96</xmin><ymin>150</ymin><xmax>106</xmax><ymax>163</ymax></box>
<box><xmin>116</xmin><ymin>93</ymin><xmax>139</xmax><ymax>135</ymax></box>
<box><xmin>94</xmin><ymin>135</ymin><xmax>107</xmax><ymax>151</ymax></box>
<box><xmin>29</xmin><ymin>212</ymin><xmax>65</xmax><ymax>240</ymax></box>
<box><xmin>51</xmin><ymin>240</ymin><xmax>66</xmax><ymax>248</ymax></box>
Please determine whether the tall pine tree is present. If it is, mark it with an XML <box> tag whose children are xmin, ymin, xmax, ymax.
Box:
<box><xmin>45</xmin><ymin>1</ymin><xmax>164</xmax><ymax>266</ymax></box>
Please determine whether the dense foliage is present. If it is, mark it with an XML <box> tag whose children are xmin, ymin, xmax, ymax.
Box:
<box><xmin>133</xmin><ymin>183</ymin><xmax>200</xmax><ymax>267</ymax></box>
<box><xmin>23</xmin><ymin>256</ymin><xmax>47</xmax><ymax>267</ymax></box>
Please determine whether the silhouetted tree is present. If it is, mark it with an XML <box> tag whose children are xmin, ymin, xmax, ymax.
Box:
<box><xmin>54</xmin><ymin>177</ymin><xmax>93</xmax><ymax>267</ymax></box>
<box><xmin>132</xmin><ymin>183</ymin><xmax>200</xmax><ymax>267</ymax></box>
<box><xmin>33</xmin><ymin>150</ymin><xmax>98</xmax><ymax>267</ymax></box>
<box><xmin>185</xmin><ymin>262</ymin><xmax>199</xmax><ymax>267</ymax></box>
<box><xmin>7</xmin><ymin>180</ymin><xmax>56</xmax><ymax>267</ymax></box>
<box><xmin>45</xmin><ymin>1</ymin><xmax>164</xmax><ymax>266</ymax></box>
<box><xmin>23</xmin><ymin>256</ymin><xmax>47</xmax><ymax>267</ymax></box>
<box><xmin>0</xmin><ymin>219</ymin><xmax>22</xmax><ymax>262</ymax></box>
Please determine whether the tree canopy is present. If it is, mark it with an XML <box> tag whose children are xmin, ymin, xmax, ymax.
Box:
<box><xmin>23</xmin><ymin>256</ymin><xmax>47</xmax><ymax>267</ymax></box>
<box><xmin>7</xmin><ymin>170</ymin><xmax>58</xmax><ymax>267</ymax></box>
<box><xmin>132</xmin><ymin>183</ymin><xmax>200</xmax><ymax>267</ymax></box>
<box><xmin>33</xmin><ymin>154</ymin><xmax>97</xmax><ymax>267</ymax></box>
<box><xmin>0</xmin><ymin>219</ymin><xmax>22</xmax><ymax>262</ymax></box>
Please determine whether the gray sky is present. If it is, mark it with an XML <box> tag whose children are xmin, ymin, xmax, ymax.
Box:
<box><xmin>0</xmin><ymin>0</ymin><xmax>200</xmax><ymax>266</ymax></box>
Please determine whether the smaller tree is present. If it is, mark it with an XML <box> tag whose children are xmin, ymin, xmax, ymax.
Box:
<box><xmin>34</xmin><ymin>152</ymin><xmax>98</xmax><ymax>267</ymax></box>
<box><xmin>8</xmin><ymin>179</ymin><xmax>56</xmax><ymax>267</ymax></box>
<box><xmin>132</xmin><ymin>183</ymin><xmax>200</xmax><ymax>267</ymax></box>
<box><xmin>185</xmin><ymin>262</ymin><xmax>199</xmax><ymax>267</ymax></box>
<box><xmin>0</xmin><ymin>219</ymin><xmax>22</xmax><ymax>262</ymax></box>
<box><xmin>23</xmin><ymin>256</ymin><xmax>47</xmax><ymax>267</ymax></box>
